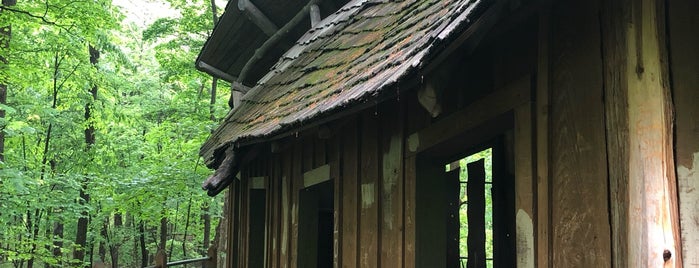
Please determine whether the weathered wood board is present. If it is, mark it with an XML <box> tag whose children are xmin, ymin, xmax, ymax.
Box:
<box><xmin>535</xmin><ymin>10</ymin><xmax>551</xmax><ymax>268</ymax></box>
<box><xmin>380</xmin><ymin>102</ymin><xmax>404</xmax><ymax>268</ymax></box>
<box><xmin>550</xmin><ymin>0</ymin><xmax>611</xmax><ymax>266</ymax></box>
<box><xmin>359</xmin><ymin>111</ymin><xmax>379</xmax><ymax>267</ymax></box>
<box><xmin>514</xmin><ymin>102</ymin><xmax>534</xmax><ymax>268</ymax></box>
<box><xmin>403</xmin><ymin>155</ymin><xmax>417</xmax><ymax>268</ymax></box>
<box><xmin>341</xmin><ymin>118</ymin><xmax>359</xmax><ymax>268</ymax></box>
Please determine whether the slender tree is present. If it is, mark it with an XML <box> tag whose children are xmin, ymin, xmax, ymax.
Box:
<box><xmin>140</xmin><ymin>220</ymin><xmax>148</xmax><ymax>267</ymax></box>
<box><xmin>74</xmin><ymin>44</ymin><xmax>99</xmax><ymax>267</ymax></box>
<box><xmin>109</xmin><ymin>213</ymin><xmax>122</xmax><ymax>267</ymax></box>
<box><xmin>182</xmin><ymin>198</ymin><xmax>192</xmax><ymax>258</ymax></box>
<box><xmin>201</xmin><ymin>0</ymin><xmax>220</xmax><ymax>253</ymax></box>
<box><xmin>0</xmin><ymin>0</ymin><xmax>16</xmax><ymax>164</ymax></box>
<box><xmin>0</xmin><ymin>1</ymin><xmax>15</xmax><ymax>264</ymax></box>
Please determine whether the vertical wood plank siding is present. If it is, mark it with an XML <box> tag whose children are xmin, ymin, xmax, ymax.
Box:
<box><xmin>341</xmin><ymin>118</ymin><xmax>360</xmax><ymax>268</ymax></box>
<box><xmin>216</xmin><ymin>2</ymin><xmax>696</xmax><ymax>266</ymax></box>
<box><xmin>380</xmin><ymin>103</ymin><xmax>404</xmax><ymax>268</ymax></box>
<box><xmin>359</xmin><ymin>110</ymin><xmax>380</xmax><ymax>268</ymax></box>
<box><xmin>233</xmin><ymin>100</ymin><xmax>417</xmax><ymax>268</ymax></box>
<box><xmin>550</xmin><ymin>0</ymin><xmax>612</xmax><ymax>266</ymax></box>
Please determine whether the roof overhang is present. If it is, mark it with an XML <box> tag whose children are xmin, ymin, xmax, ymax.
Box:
<box><xmin>195</xmin><ymin>0</ymin><xmax>350</xmax><ymax>86</ymax></box>
<box><xmin>199</xmin><ymin>0</ymin><xmax>508</xmax><ymax>196</ymax></box>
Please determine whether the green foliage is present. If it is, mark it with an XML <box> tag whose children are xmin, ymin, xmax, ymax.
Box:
<box><xmin>453</xmin><ymin>148</ymin><xmax>494</xmax><ymax>268</ymax></box>
<box><xmin>0</xmin><ymin>0</ymin><xmax>228</xmax><ymax>267</ymax></box>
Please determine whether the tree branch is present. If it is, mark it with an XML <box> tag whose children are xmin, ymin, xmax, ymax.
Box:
<box><xmin>0</xmin><ymin>5</ymin><xmax>74</xmax><ymax>29</ymax></box>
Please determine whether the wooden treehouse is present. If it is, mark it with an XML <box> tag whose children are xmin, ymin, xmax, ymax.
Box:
<box><xmin>195</xmin><ymin>0</ymin><xmax>698</xmax><ymax>266</ymax></box>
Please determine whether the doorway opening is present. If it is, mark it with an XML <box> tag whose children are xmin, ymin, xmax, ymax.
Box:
<box><xmin>298</xmin><ymin>179</ymin><xmax>334</xmax><ymax>268</ymax></box>
<box><xmin>445</xmin><ymin>148</ymin><xmax>495</xmax><ymax>268</ymax></box>
<box><xmin>416</xmin><ymin>138</ymin><xmax>515</xmax><ymax>268</ymax></box>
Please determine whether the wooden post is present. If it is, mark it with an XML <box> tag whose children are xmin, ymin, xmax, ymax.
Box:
<box><xmin>535</xmin><ymin>9</ymin><xmax>551</xmax><ymax>268</ymax></box>
<box><xmin>154</xmin><ymin>249</ymin><xmax>167</xmax><ymax>268</ymax></box>
<box><xmin>514</xmin><ymin>102</ymin><xmax>535</xmax><ymax>268</ymax></box>
<box><xmin>205</xmin><ymin>245</ymin><xmax>217</xmax><ymax>268</ymax></box>
<box><xmin>466</xmin><ymin>160</ymin><xmax>486</xmax><ymax>268</ymax></box>
<box><xmin>601</xmin><ymin>0</ymin><xmax>682</xmax><ymax>266</ymax></box>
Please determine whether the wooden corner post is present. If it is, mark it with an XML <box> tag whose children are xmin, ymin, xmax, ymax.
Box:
<box><xmin>601</xmin><ymin>0</ymin><xmax>682</xmax><ymax>266</ymax></box>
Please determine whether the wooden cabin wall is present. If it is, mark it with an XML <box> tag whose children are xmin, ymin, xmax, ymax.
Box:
<box><xmin>549</xmin><ymin>0</ymin><xmax>612</xmax><ymax>266</ymax></box>
<box><xmin>217</xmin><ymin>1</ymin><xmax>699</xmax><ymax>266</ymax></box>
<box><xmin>230</xmin><ymin>100</ymin><xmax>409</xmax><ymax>268</ymax></box>
<box><xmin>668</xmin><ymin>0</ymin><xmax>699</xmax><ymax>264</ymax></box>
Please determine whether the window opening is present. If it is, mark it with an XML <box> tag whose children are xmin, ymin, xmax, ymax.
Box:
<box><xmin>446</xmin><ymin>148</ymin><xmax>494</xmax><ymax>268</ymax></box>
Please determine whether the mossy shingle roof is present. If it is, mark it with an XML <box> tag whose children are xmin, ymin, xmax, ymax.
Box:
<box><xmin>201</xmin><ymin>0</ymin><xmax>484</xmax><ymax>166</ymax></box>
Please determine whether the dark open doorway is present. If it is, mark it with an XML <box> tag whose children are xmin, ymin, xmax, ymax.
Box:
<box><xmin>298</xmin><ymin>179</ymin><xmax>334</xmax><ymax>268</ymax></box>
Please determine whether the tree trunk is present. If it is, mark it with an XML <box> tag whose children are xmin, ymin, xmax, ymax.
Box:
<box><xmin>75</xmin><ymin>44</ymin><xmax>99</xmax><ymax>267</ymax></box>
<box><xmin>98</xmin><ymin>217</ymin><xmax>108</xmax><ymax>262</ymax></box>
<box><xmin>139</xmin><ymin>220</ymin><xmax>148</xmax><ymax>268</ymax></box>
<box><xmin>0</xmin><ymin>0</ymin><xmax>16</xmax><ymax>163</ymax></box>
<box><xmin>182</xmin><ymin>198</ymin><xmax>192</xmax><ymax>258</ymax></box>
<box><xmin>110</xmin><ymin>212</ymin><xmax>121</xmax><ymax>268</ymax></box>
<box><xmin>27</xmin><ymin>209</ymin><xmax>42</xmax><ymax>268</ymax></box>
<box><xmin>210</xmin><ymin>78</ymin><xmax>217</xmax><ymax>121</ymax></box>
<box><xmin>168</xmin><ymin>201</ymin><xmax>179</xmax><ymax>259</ymax></box>
<box><xmin>202</xmin><ymin>203</ymin><xmax>211</xmax><ymax>254</ymax></box>
<box><xmin>0</xmin><ymin>2</ymin><xmax>14</xmax><ymax>263</ymax></box>
<box><xmin>208</xmin><ymin>0</ymin><xmax>220</xmax><ymax>117</ymax></box>
<box><xmin>31</xmin><ymin>51</ymin><xmax>62</xmax><ymax>268</ymax></box>
<box><xmin>128</xmin><ymin>214</ymin><xmax>138</xmax><ymax>267</ymax></box>
<box><xmin>52</xmin><ymin>221</ymin><xmax>63</xmax><ymax>266</ymax></box>
<box><xmin>160</xmin><ymin>213</ymin><xmax>167</xmax><ymax>249</ymax></box>
<box><xmin>160</xmin><ymin>214</ymin><xmax>168</xmax><ymax>263</ymax></box>
<box><xmin>0</xmin><ymin>80</ymin><xmax>6</xmax><ymax>163</ymax></box>
<box><xmin>73</xmin><ymin>188</ymin><xmax>90</xmax><ymax>266</ymax></box>
<box><xmin>204</xmin><ymin>1</ymin><xmax>218</xmax><ymax>256</ymax></box>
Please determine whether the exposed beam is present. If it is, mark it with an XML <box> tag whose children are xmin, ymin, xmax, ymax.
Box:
<box><xmin>232</xmin><ymin>81</ymin><xmax>252</xmax><ymax>94</ymax></box>
<box><xmin>238</xmin><ymin>0</ymin><xmax>321</xmax><ymax>84</ymax></box>
<box><xmin>406</xmin><ymin>75</ymin><xmax>530</xmax><ymax>155</ymax></box>
<box><xmin>421</xmin><ymin>0</ymin><xmax>506</xmax><ymax>76</ymax></box>
<box><xmin>302</xmin><ymin>164</ymin><xmax>330</xmax><ymax>188</ymax></box>
<box><xmin>197</xmin><ymin>61</ymin><xmax>239</xmax><ymax>82</ymax></box>
<box><xmin>238</xmin><ymin>0</ymin><xmax>279</xmax><ymax>37</ymax></box>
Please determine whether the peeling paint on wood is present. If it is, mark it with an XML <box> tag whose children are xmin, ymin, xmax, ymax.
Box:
<box><xmin>251</xmin><ymin>176</ymin><xmax>265</xmax><ymax>189</ymax></box>
<box><xmin>303</xmin><ymin>164</ymin><xmax>331</xmax><ymax>188</ymax></box>
<box><xmin>382</xmin><ymin>134</ymin><xmax>401</xmax><ymax>230</ymax></box>
<box><xmin>677</xmin><ymin>152</ymin><xmax>699</xmax><ymax>266</ymax></box>
<box><xmin>516</xmin><ymin>209</ymin><xmax>534</xmax><ymax>268</ymax></box>
<box><xmin>380</xmin><ymin>103</ymin><xmax>404</xmax><ymax>268</ymax></box>
<box><xmin>361</xmin><ymin>183</ymin><xmax>375</xmax><ymax>209</ymax></box>
<box><xmin>514</xmin><ymin>102</ymin><xmax>535</xmax><ymax>268</ymax></box>
<box><xmin>407</xmin><ymin>134</ymin><xmax>419</xmax><ymax>153</ymax></box>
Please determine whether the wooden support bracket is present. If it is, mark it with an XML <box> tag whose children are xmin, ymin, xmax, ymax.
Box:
<box><xmin>238</xmin><ymin>0</ymin><xmax>279</xmax><ymax>36</ymax></box>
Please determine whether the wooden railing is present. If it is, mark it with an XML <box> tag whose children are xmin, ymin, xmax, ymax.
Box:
<box><xmin>144</xmin><ymin>246</ymin><xmax>217</xmax><ymax>268</ymax></box>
